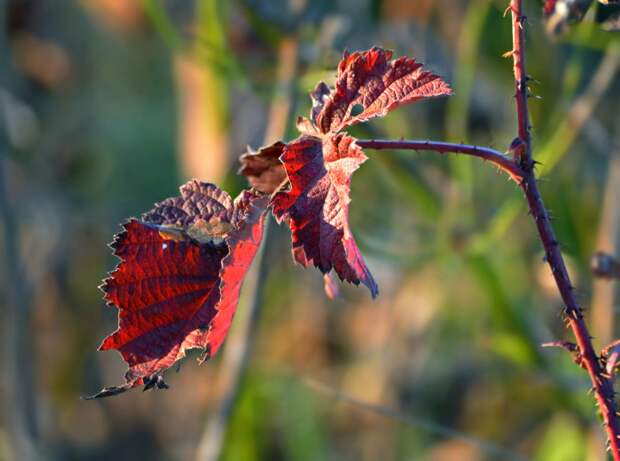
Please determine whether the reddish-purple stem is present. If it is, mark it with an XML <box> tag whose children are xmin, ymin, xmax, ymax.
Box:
<box><xmin>509</xmin><ymin>0</ymin><xmax>620</xmax><ymax>457</ymax></box>
<box><xmin>359</xmin><ymin>3</ymin><xmax>620</xmax><ymax>455</ymax></box>
<box><xmin>356</xmin><ymin>139</ymin><xmax>524</xmax><ymax>182</ymax></box>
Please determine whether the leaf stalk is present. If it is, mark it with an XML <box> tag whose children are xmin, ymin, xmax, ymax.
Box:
<box><xmin>357</xmin><ymin>139</ymin><xmax>524</xmax><ymax>183</ymax></box>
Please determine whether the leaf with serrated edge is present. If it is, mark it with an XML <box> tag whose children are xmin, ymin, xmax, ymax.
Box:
<box><xmin>87</xmin><ymin>182</ymin><xmax>267</xmax><ymax>398</ymax></box>
<box><xmin>272</xmin><ymin>134</ymin><xmax>378</xmax><ymax>297</ymax></box>
<box><xmin>315</xmin><ymin>47</ymin><xmax>452</xmax><ymax>134</ymax></box>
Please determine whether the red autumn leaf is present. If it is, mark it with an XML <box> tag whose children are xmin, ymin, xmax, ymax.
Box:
<box><xmin>267</xmin><ymin>47</ymin><xmax>450</xmax><ymax>297</ymax></box>
<box><xmin>238</xmin><ymin>141</ymin><xmax>287</xmax><ymax>195</ymax></box>
<box><xmin>87</xmin><ymin>181</ymin><xmax>267</xmax><ymax>398</ymax></box>
<box><xmin>272</xmin><ymin>134</ymin><xmax>378</xmax><ymax>297</ymax></box>
<box><xmin>311</xmin><ymin>47</ymin><xmax>452</xmax><ymax>135</ymax></box>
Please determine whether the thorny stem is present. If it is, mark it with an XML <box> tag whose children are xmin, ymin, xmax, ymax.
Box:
<box><xmin>356</xmin><ymin>139</ymin><xmax>524</xmax><ymax>183</ymax></box>
<box><xmin>358</xmin><ymin>3</ymin><xmax>620</xmax><ymax>456</ymax></box>
<box><xmin>509</xmin><ymin>0</ymin><xmax>620</xmax><ymax>458</ymax></box>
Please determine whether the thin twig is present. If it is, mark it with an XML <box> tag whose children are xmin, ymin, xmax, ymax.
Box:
<box><xmin>302</xmin><ymin>377</ymin><xmax>528</xmax><ymax>461</ymax></box>
<box><xmin>194</xmin><ymin>32</ymin><xmax>301</xmax><ymax>461</ymax></box>
<box><xmin>508</xmin><ymin>1</ymin><xmax>620</xmax><ymax>458</ymax></box>
<box><xmin>357</xmin><ymin>139</ymin><xmax>524</xmax><ymax>183</ymax></box>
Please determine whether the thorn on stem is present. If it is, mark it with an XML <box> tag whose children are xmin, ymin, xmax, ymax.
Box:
<box><xmin>525</xmin><ymin>75</ymin><xmax>541</xmax><ymax>85</ymax></box>
<box><xmin>542</xmin><ymin>340</ymin><xmax>577</xmax><ymax>352</ymax></box>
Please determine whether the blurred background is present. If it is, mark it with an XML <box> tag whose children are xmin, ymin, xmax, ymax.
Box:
<box><xmin>1</xmin><ymin>0</ymin><xmax>619</xmax><ymax>460</ymax></box>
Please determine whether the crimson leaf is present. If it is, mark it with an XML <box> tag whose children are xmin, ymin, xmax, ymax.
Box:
<box><xmin>311</xmin><ymin>47</ymin><xmax>452</xmax><ymax>135</ymax></box>
<box><xmin>271</xmin><ymin>134</ymin><xmax>378</xmax><ymax>297</ymax></box>
<box><xmin>87</xmin><ymin>181</ymin><xmax>267</xmax><ymax>398</ymax></box>
<box><xmin>265</xmin><ymin>47</ymin><xmax>451</xmax><ymax>297</ymax></box>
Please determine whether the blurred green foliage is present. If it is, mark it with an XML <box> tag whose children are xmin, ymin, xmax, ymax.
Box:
<box><xmin>1</xmin><ymin>0</ymin><xmax>619</xmax><ymax>460</ymax></box>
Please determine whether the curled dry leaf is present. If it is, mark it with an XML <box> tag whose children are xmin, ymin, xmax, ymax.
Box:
<box><xmin>238</xmin><ymin>142</ymin><xmax>287</xmax><ymax>195</ymax></box>
<box><xmin>87</xmin><ymin>181</ymin><xmax>268</xmax><ymax>398</ymax></box>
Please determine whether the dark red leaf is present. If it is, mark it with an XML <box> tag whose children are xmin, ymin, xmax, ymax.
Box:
<box><xmin>272</xmin><ymin>134</ymin><xmax>378</xmax><ymax>297</ymax></box>
<box><xmin>88</xmin><ymin>181</ymin><xmax>267</xmax><ymax>398</ymax></box>
<box><xmin>313</xmin><ymin>47</ymin><xmax>452</xmax><ymax>134</ymax></box>
<box><xmin>269</xmin><ymin>49</ymin><xmax>451</xmax><ymax>297</ymax></box>
<box><xmin>238</xmin><ymin>142</ymin><xmax>287</xmax><ymax>194</ymax></box>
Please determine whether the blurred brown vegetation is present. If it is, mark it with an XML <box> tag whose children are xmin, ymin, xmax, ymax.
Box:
<box><xmin>0</xmin><ymin>1</ymin><xmax>619</xmax><ymax>460</ymax></box>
